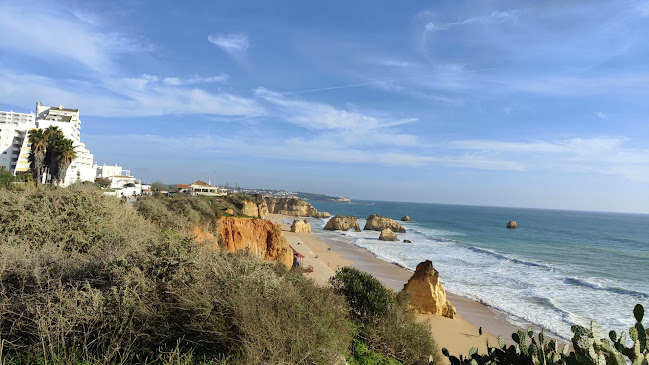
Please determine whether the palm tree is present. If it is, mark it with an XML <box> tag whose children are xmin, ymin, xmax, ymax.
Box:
<box><xmin>54</xmin><ymin>139</ymin><xmax>77</xmax><ymax>186</ymax></box>
<box><xmin>44</xmin><ymin>126</ymin><xmax>64</xmax><ymax>184</ymax></box>
<box><xmin>27</xmin><ymin>129</ymin><xmax>48</xmax><ymax>186</ymax></box>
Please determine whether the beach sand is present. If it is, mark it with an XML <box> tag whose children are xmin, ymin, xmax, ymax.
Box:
<box><xmin>267</xmin><ymin>214</ymin><xmax>520</xmax><ymax>361</ymax></box>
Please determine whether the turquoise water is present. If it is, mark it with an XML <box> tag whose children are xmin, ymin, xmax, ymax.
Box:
<box><xmin>306</xmin><ymin>200</ymin><xmax>649</xmax><ymax>340</ymax></box>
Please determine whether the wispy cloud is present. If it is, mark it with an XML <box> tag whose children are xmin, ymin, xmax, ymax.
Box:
<box><xmin>638</xmin><ymin>1</ymin><xmax>649</xmax><ymax>16</ymax></box>
<box><xmin>162</xmin><ymin>74</ymin><xmax>229</xmax><ymax>86</ymax></box>
<box><xmin>254</xmin><ymin>87</ymin><xmax>418</xmax><ymax>130</ymax></box>
<box><xmin>595</xmin><ymin>111</ymin><xmax>607</xmax><ymax>119</ymax></box>
<box><xmin>424</xmin><ymin>9</ymin><xmax>522</xmax><ymax>32</ymax></box>
<box><xmin>208</xmin><ymin>33</ymin><xmax>250</xmax><ymax>52</ymax></box>
<box><xmin>451</xmin><ymin>137</ymin><xmax>649</xmax><ymax>181</ymax></box>
<box><xmin>0</xmin><ymin>2</ymin><xmax>147</xmax><ymax>74</ymax></box>
<box><xmin>0</xmin><ymin>69</ymin><xmax>263</xmax><ymax>117</ymax></box>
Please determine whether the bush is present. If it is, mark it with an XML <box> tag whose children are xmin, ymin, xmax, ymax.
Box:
<box><xmin>0</xmin><ymin>186</ymin><xmax>353</xmax><ymax>364</ymax></box>
<box><xmin>135</xmin><ymin>194</ymin><xmax>220</xmax><ymax>234</ymax></box>
<box><xmin>331</xmin><ymin>266</ymin><xmax>393</xmax><ymax>321</ymax></box>
<box><xmin>331</xmin><ymin>267</ymin><xmax>441</xmax><ymax>365</ymax></box>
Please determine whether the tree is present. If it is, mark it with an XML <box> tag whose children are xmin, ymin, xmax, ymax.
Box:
<box><xmin>43</xmin><ymin>126</ymin><xmax>64</xmax><ymax>185</ymax></box>
<box><xmin>28</xmin><ymin>128</ymin><xmax>48</xmax><ymax>186</ymax></box>
<box><xmin>54</xmin><ymin>138</ymin><xmax>77</xmax><ymax>186</ymax></box>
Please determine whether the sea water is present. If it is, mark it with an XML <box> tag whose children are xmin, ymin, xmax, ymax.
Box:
<box><xmin>303</xmin><ymin>200</ymin><xmax>649</xmax><ymax>340</ymax></box>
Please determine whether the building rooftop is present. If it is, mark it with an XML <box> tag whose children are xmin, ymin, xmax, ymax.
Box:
<box><xmin>175</xmin><ymin>184</ymin><xmax>190</xmax><ymax>189</ymax></box>
<box><xmin>191</xmin><ymin>180</ymin><xmax>214</xmax><ymax>187</ymax></box>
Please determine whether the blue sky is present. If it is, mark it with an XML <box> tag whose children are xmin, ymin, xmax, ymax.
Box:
<box><xmin>1</xmin><ymin>0</ymin><xmax>648</xmax><ymax>213</ymax></box>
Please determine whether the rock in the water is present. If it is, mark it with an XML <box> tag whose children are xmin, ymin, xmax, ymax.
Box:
<box><xmin>401</xmin><ymin>215</ymin><xmax>411</xmax><ymax>222</ymax></box>
<box><xmin>507</xmin><ymin>220</ymin><xmax>517</xmax><ymax>229</ymax></box>
<box><xmin>323</xmin><ymin>215</ymin><xmax>361</xmax><ymax>231</ymax></box>
<box><xmin>225</xmin><ymin>208</ymin><xmax>234</xmax><ymax>215</ymax></box>
<box><xmin>403</xmin><ymin>239</ymin><xmax>412</xmax><ymax>243</ymax></box>
<box><xmin>403</xmin><ymin>260</ymin><xmax>456</xmax><ymax>319</ymax></box>
<box><xmin>379</xmin><ymin>228</ymin><xmax>398</xmax><ymax>241</ymax></box>
<box><xmin>290</xmin><ymin>219</ymin><xmax>312</xmax><ymax>233</ymax></box>
<box><xmin>312</xmin><ymin>211</ymin><xmax>331</xmax><ymax>218</ymax></box>
<box><xmin>216</xmin><ymin>217</ymin><xmax>293</xmax><ymax>268</ymax></box>
<box><xmin>364</xmin><ymin>214</ymin><xmax>406</xmax><ymax>233</ymax></box>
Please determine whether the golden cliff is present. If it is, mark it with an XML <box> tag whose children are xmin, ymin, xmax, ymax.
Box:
<box><xmin>264</xmin><ymin>197</ymin><xmax>330</xmax><ymax>218</ymax></box>
<box><xmin>215</xmin><ymin>217</ymin><xmax>293</xmax><ymax>268</ymax></box>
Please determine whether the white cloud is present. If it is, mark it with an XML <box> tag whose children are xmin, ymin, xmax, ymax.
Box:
<box><xmin>595</xmin><ymin>111</ymin><xmax>607</xmax><ymax>119</ymax></box>
<box><xmin>0</xmin><ymin>69</ymin><xmax>263</xmax><ymax>117</ymax></box>
<box><xmin>254</xmin><ymin>87</ymin><xmax>419</xmax><ymax>130</ymax></box>
<box><xmin>0</xmin><ymin>3</ymin><xmax>147</xmax><ymax>73</ymax></box>
<box><xmin>208</xmin><ymin>33</ymin><xmax>249</xmax><ymax>52</ymax></box>
<box><xmin>451</xmin><ymin>137</ymin><xmax>649</xmax><ymax>181</ymax></box>
<box><xmin>162</xmin><ymin>74</ymin><xmax>229</xmax><ymax>86</ymax></box>
<box><xmin>423</xmin><ymin>9</ymin><xmax>522</xmax><ymax>32</ymax></box>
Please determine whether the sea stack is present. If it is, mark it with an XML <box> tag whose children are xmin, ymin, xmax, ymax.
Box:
<box><xmin>401</xmin><ymin>215</ymin><xmax>411</xmax><ymax>222</ymax></box>
<box><xmin>364</xmin><ymin>214</ymin><xmax>406</xmax><ymax>233</ymax></box>
<box><xmin>290</xmin><ymin>219</ymin><xmax>311</xmax><ymax>233</ymax></box>
<box><xmin>403</xmin><ymin>260</ymin><xmax>456</xmax><ymax>319</ymax></box>
<box><xmin>379</xmin><ymin>228</ymin><xmax>398</xmax><ymax>241</ymax></box>
<box><xmin>507</xmin><ymin>220</ymin><xmax>517</xmax><ymax>229</ymax></box>
<box><xmin>323</xmin><ymin>215</ymin><xmax>361</xmax><ymax>231</ymax></box>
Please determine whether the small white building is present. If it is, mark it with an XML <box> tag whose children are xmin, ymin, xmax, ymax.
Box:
<box><xmin>188</xmin><ymin>180</ymin><xmax>227</xmax><ymax>196</ymax></box>
<box><xmin>95</xmin><ymin>163</ymin><xmax>147</xmax><ymax>197</ymax></box>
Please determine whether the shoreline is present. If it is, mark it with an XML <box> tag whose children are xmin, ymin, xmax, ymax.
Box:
<box><xmin>267</xmin><ymin>213</ymin><xmax>521</xmax><ymax>358</ymax></box>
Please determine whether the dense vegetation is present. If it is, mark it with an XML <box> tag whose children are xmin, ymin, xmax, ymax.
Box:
<box><xmin>0</xmin><ymin>185</ymin><xmax>440</xmax><ymax>364</ymax></box>
<box><xmin>331</xmin><ymin>267</ymin><xmax>442</xmax><ymax>365</ymax></box>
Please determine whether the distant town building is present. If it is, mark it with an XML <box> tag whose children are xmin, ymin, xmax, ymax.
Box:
<box><xmin>95</xmin><ymin>163</ymin><xmax>149</xmax><ymax>197</ymax></box>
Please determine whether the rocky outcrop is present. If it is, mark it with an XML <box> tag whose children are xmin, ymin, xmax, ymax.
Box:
<box><xmin>225</xmin><ymin>208</ymin><xmax>234</xmax><ymax>215</ymax></box>
<box><xmin>216</xmin><ymin>217</ymin><xmax>293</xmax><ymax>268</ymax></box>
<box><xmin>403</xmin><ymin>239</ymin><xmax>412</xmax><ymax>243</ymax></box>
<box><xmin>507</xmin><ymin>221</ymin><xmax>517</xmax><ymax>229</ymax></box>
<box><xmin>379</xmin><ymin>228</ymin><xmax>398</xmax><ymax>241</ymax></box>
<box><xmin>401</xmin><ymin>215</ymin><xmax>411</xmax><ymax>222</ymax></box>
<box><xmin>290</xmin><ymin>219</ymin><xmax>312</xmax><ymax>233</ymax></box>
<box><xmin>264</xmin><ymin>197</ymin><xmax>329</xmax><ymax>218</ymax></box>
<box><xmin>312</xmin><ymin>211</ymin><xmax>331</xmax><ymax>218</ymax></box>
<box><xmin>364</xmin><ymin>214</ymin><xmax>406</xmax><ymax>233</ymax></box>
<box><xmin>403</xmin><ymin>260</ymin><xmax>456</xmax><ymax>319</ymax></box>
<box><xmin>323</xmin><ymin>215</ymin><xmax>361</xmax><ymax>231</ymax></box>
<box><xmin>241</xmin><ymin>200</ymin><xmax>260</xmax><ymax>217</ymax></box>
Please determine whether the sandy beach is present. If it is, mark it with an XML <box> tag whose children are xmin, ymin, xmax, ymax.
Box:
<box><xmin>266</xmin><ymin>213</ymin><xmax>520</xmax><ymax>361</ymax></box>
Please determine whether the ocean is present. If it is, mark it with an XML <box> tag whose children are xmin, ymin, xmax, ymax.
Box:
<box><xmin>304</xmin><ymin>200</ymin><xmax>649</xmax><ymax>340</ymax></box>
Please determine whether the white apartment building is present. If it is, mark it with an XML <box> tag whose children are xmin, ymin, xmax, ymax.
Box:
<box><xmin>95</xmin><ymin>163</ymin><xmax>150</xmax><ymax>197</ymax></box>
<box><xmin>0</xmin><ymin>111</ymin><xmax>36</xmax><ymax>174</ymax></box>
<box><xmin>1</xmin><ymin>102</ymin><xmax>95</xmax><ymax>186</ymax></box>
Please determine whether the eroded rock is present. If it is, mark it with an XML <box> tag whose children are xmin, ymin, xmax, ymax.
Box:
<box><xmin>403</xmin><ymin>260</ymin><xmax>456</xmax><ymax>318</ymax></box>
<box><xmin>290</xmin><ymin>219</ymin><xmax>312</xmax><ymax>233</ymax></box>
<box><xmin>323</xmin><ymin>215</ymin><xmax>361</xmax><ymax>231</ymax></box>
<box><xmin>379</xmin><ymin>228</ymin><xmax>398</xmax><ymax>241</ymax></box>
<box><xmin>364</xmin><ymin>214</ymin><xmax>406</xmax><ymax>233</ymax></box>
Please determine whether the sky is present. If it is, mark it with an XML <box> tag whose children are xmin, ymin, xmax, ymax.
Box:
<box><xmin>1</xmin><ymin>0</ymin><xmax>648</xmax><ymax>213</ymax></box>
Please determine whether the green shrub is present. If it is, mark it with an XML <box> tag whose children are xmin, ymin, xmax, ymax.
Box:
<box><xmin>331</xmin><ymin>267</ymin><xmax>441</xmax><ymax>365</ymax></box>
<box><xmin>348</xmin><ymin>339</ymin><xmax>404</xmax><ymax>365</ymax></box>
<box><xmin>331</xmin><ymin>266</ymin><xmax>393</xmax><ymax>321</ymax></box>
<box><xmin>0</xmin><ymin>186</ymin><xmax>353</xmax><ymax>364</ymax></box>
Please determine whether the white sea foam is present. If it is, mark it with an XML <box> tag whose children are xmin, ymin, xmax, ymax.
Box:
<box><xmin>307</xmin><ymin>217</ymin><xmax>649</xmax><ymax>341</ymax></box>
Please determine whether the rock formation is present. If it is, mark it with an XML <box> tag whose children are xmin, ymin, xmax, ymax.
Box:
<box><xmin>364</xmin><ymin>214</ymin><xmax>406</xmax><ymax>233</ymax></box>
<box><xmin>290</xmin><ymin>219</ymin><xmax>312</xmax><ymax>233</ymax></box>
<box><xmin>379</xmin><ymin>228</ymin><xmax>398</xmax><ymax>241</ymax></box>
<box><xmin>216</xmin><ymin>217</ymin><xmax>293</xmax><ymax>268</ymax></box>
<box><xmin>225</xmin><ymin>208</ymin><xmax>234</xmax><ymax>215</ymax></box>
<box><xmin>403</xmin><ymin>239</ymin><xmax>412</xmax><ymax>243</ymax></box>
<box><xmin>312</xmin><ymin>211</ymin><xmax>331</xmax><ymax>218</ymax></box>
<box><xmin>264</xmin><ymin>197</ymin><xmax>330</xmax><ymax>218</ymax></box>
<box><xmin>401</xmin><ymin>215</ymin><xmax>411</xmax><ymax>222</ymax></box>
<box><xmin>323</xmin><ymin>215</ymin><xmax>361</xmax><ymax>231</ymax></box>
<box><xmin>241</xmin><ymin>200</ymin><xmax>260</xmax><ymax>217</ymax></box>
<box><xmin>402</xmin><ymin>260</ymin><xmax>456</xmax><ymax>319</ymax></box>
<box><xmin>507</xmin><ymin>220</ymin><xmax>517</xmax><ymax>229</ymax></box>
